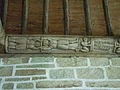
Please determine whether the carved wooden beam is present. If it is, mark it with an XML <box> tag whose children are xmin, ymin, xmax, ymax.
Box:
<box><xmin>5</xmin><ymin>35</ymin><xmax>120</xmax><ymax>55</ymax></box>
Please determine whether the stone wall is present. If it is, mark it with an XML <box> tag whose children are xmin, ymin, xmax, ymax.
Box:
<box><xmin>0</xmin><ymin>57</ymin><xmax>120</xmax><ymax>90</ymax></box>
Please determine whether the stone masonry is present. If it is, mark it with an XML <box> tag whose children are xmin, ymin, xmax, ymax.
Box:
<box><xmin>0</xmin><ymin>57</ymin><xmax>120</xmax><ymax>90</ymax></box>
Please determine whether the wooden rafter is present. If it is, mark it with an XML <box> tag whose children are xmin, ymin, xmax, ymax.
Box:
<box><xmin>21</xmin><ymin>0</ymin><xmax>29</xmax><ymax>34</ymax></box>
<box><xmin>3</xmin><ymin>0</ymin><xmax>8</xmax><ymax>29</ymax></box>
<box><xmin>43</xmin><ymin>0</ymin><xmax>49</xmax><ymax>34</ymax></box>
<box><xmin>63</xmin><ymin>0</ymin><xmax>70</xmax><ymax>35</ymax></box>
<box><xmin>103</xmin><ymin>0</ymin><xmax>113</xmax><ymax>36</ymax></box>
<box><xmin>83</xmin><ymin>0</ymin><xmax>92</xmax><ymax>35</ymax></box>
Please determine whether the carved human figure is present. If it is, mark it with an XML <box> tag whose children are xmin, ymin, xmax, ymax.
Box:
<box><xmin>27</xmin><ymin>39</ymin><xmax>41</xmax><ymax>50</ymax></box>
<box><xmin>0</xmin><ymin>19</ymin><xmax>5</xmax><ymax>45</ymax></box>
<box><xmin>114</xmin><ymin>39</ymin><xmax>120</xmax><ymax>54</ymax></box>
<box><xmin>80</xmin><ymin>38</ymin><xmax>91</xmax><ymax>52</ymax></box>
<box><xmin>42</xmin><ymin>38</ymin><xmax>79</xmax><ymax>52</ymax></box>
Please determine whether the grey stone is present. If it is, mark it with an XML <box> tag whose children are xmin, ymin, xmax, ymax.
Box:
<box><xmin>111</xmin><ymin>58</ymin><xmax>120</xmax><ymax>66</ymax></box>
<box><xmin>36</xmin><ymin>81</ymin><xmax>82</xmax><ymax>88</ymax></box>
<box><xmin>0</xmin><ymin>66</ymin><xmax>13</xmax><ymax>76</ymax></box>
<box><xmin>17</xmin><ymin>83</ymin><xmax>33</xmax><ymax>89</ymax></box>
<box><xmin>50</xmin><ymin>69</ymin><xmax>75</xmax><ymax>79</ymax></box>
<box><xmin>106</xmin><ymin>67</ymin><xmax>120</xmax><ymax>79</ymax></box>
<box><xmin>15</xmin><ymin>69</ymin><xmax>46</xmax><ymax>76</ymax></box>
<box><xmin>2</xmin><ymin>57</ymin><xmax>29</xmax><ymax>64</ymax></box>
<box><xmin>2</xmin><ymin>83</ymin><xmax>14</xmax><ymax>89</ymax></box>
<box><xmin>86</xmin><ymin>81</ymin><xmax>120</xmax><ymax>88</ymax></box>
<box><xmin>16</xmin><ymin>64</ymin><xmax>55</xmax><ymax>68</ymax></box>
<box><xmin>76</xmin><ymin>68</ymin><xmax>104</xmax><ymax>79</ymax></box>
<box><xmin>31</xmin><ymin>57</ymin><xmax>54</xmax><ymax>63</ymax></box>
<box><xmin>89</xmin><ymin>58</ymin><xmax>109</xmax><ymax>66</ymax></box>
<box><xmin>56</xmin><ymin>57</ymin><xmax>87</xmax><ymax>67</ymax></box>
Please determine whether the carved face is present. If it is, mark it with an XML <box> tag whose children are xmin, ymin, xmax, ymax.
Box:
<box><xmin>42</xmin><ymin>39</ymin><xmax>50</xmax><ymax>47</ymax></box>
<box><xmin>34</xmin><ymin>40</ymin><xmax>41</xmax><ymax>48</ymax></box>
<box><xmin>83</xmin><ymin>38</ymin><xmax>88</xmax><ymax>42</ymax></box>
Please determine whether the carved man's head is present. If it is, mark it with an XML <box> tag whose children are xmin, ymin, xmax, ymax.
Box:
<box><xmin>34</xmin><ymin>40</ymin><xmax>41</xmax><ymax>48</ymax></box>
<box><xmin>83</xmin><ymin>38</ymin><xmax>88</xmax><ymax>42</ymax></box>
<box><xmin>42</xmin><ymin>39</ymin><xmax>51</xmax><ymax>47</ymax></box>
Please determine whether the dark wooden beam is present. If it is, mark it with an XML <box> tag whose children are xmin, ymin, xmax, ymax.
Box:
<box><xmin>83</xmin><ymin>0</ymin><xmax>92</xmax><ymax>35</ymax></box>
<box><xmin>3</xmin><ymin>0</ymin><xmax>8</xmax><ymax>29</ymax></box>
<box><xmin>43</xmin><ymin>0</ymin><xmax>49</xmax><ymax>34</ymax></box>
<box><xmin>63</xmin><ymin>0</ymin><xmax>70</xmax><ymax>35</ymax></box>
<box><xmin>21</xmin><ymin>0</ymin><xmax>29</xmax><ymax>34</ymax></box>
<box><xmin>103</xmin><ymin>0</ymin><xmax>113</xmax><ymax>36</ymax></box>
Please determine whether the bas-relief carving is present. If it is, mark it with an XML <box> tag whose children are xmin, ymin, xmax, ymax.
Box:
<box><xmin>7</xmin><ymin>36</ymin><xmax>120</xmax><ymax>54</ymax></box>
<box><xmin>0</xmin><ymin>19</ymin><xmax>5</xmax><ymax>53</ymax></box>
<box><xmin>80</xmin><ymin>38</ymin><xmax>91</xmax><ymax>53</ymax></box>
<box><xmin>41</xmin><ymin>37</ymin><xmax>79</xmax><ymax>52</ymax></box>
<box><xmin>92</xmin><ymin>38</ymin><xmax>114</xmax><ymax>53</ymax></box>
<box><xmin>0</xmin><ymin>20</ymin><xmax>5</xmax><ymax>45</ymax></box>
<box><xmin>114</xmin><ymin>39</ymin><xmax>120</xmax><ymax>54</ymax></box>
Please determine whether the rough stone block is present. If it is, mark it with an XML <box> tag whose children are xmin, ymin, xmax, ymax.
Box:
<box><xmin>15</xmin><ymin>69</ymin><xmax>46</xmax><ymax>76</ymax></box>
<box><xmin>50</xmin><ymin>69</ymin><xmax>75</xmax><ymax>79</ymax></box>
<box><xmin>36</xmin><ymin>81</ymin><xmax>82</xmax><ymax>88</ymax></box>
<box><xmin>32</xmin><ymin>77</ymin><xmax>47</xmax><ymax>80</ymax></box>
<box><xmin>89</xmin><ymin>58</ymin><xmax>109</xmax><ymax>66</ymax></box>
<box><xmin>111</xmin><ymin>58</ymin><xmax>120</xmax><ymax>66</ymax></box>
<box><xmin>56</xmin><ymin>57</ymin><xmax>87</xmax><ymax>67</ymax></box>
<box><xmin>106</xmin><ymin>67</ymin><xmax>120</xmax><ymax>79</ymax></box>
<box><xmin>0</xmin><ymin>66</ymin><xmax>13</xmax><ymax>76</ymax></box>
<box><xmin>5</xmin><ymin>78</ymin><xmax>30</xmax><ymax>81</ymax></box>
<box><xmin>17</xmin><ymin>83</ymin><xmax>33</xmax><ymax>89</ymax></box>
<box><xmin>31</xmin><ymin>57</ymin><xmax>54</xmax><ymax>63</ymax></box>
<box><xmin>76</xmin><ymin>68</ymin><xmax>104</xmax><ymax>79</ymax></box>
<box><xmin>2</xmin><ymin>57</ymin><xmax>29</xmax><ymax>64</ymax></box>
<box><xmin>16</xmin><ymin>64</ymin><xmax>55</xmax><ymax>68</ymax></box>
<box><xmin>2</xmin><ymin>83</ymin><xmax>14</xmax><ymax>89</ymax></box>
<box><xmin>86</xmin><ymin>81</ymin><xmax>120</xmax><ymax>88</ymax></box>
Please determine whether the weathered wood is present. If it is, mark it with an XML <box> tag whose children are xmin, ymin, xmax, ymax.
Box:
<box><xmin>3</xmin><ymin>0</ymin><xmax>8</xmax><ymax>29</ymax></box>
<box><xmin>5</xmin><ymin>35</ymin><xmax>120</xmax><ymax>55</ymax></box>
<box><xmin>63</xmin><ymin>0</ymin><xmax>70</xmax><ymax>35</ymax></box>
<box><xmin>103</xmin><ymin>0</ymin><xmax>113</xmax><ymax>36</ymax></box>
<box><xmin>83</xmin><ymin>0</ymin><xmax>92</xmax><ymax>35</ymax></box>
<box><xmin>21</xmin><ymin>0</ymin><xmax>29</xmax><ymax>34</ymax></box>
<box><xmin>43</xmin><ymin>0</ymin><xmax>49</xmax><ymax>34</ymax></box>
